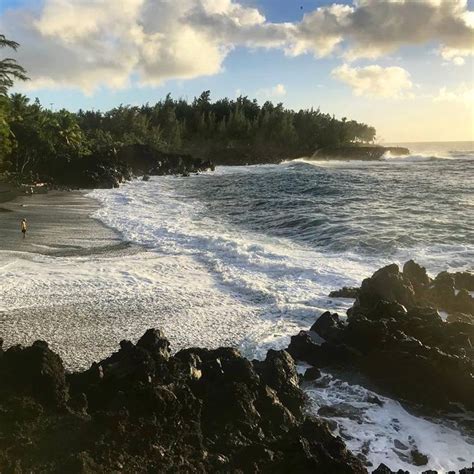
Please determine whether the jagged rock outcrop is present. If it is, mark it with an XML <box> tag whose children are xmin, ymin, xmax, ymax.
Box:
<box><xmin>35</xmin><ymin>144</ymin><xmax>215</xmax><ymax>189</ymax></box>
<box><xmin>118</xmin><ymin>144</ymin><xmax>214</xmax><ymax>178</ymax></box>
<box><xmin>289</xmin><ymin>262</ymin><xmax>474</xmax><ymax>411</ymax></box>
<box><xmin>0</xmin><ymin>329</ymin><xmax>365</xmax><ymax>473</ymax></box>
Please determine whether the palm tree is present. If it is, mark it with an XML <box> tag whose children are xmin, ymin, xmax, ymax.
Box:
<box><xmin>0</xmin><ymin>34</ymin><xmax>29</xmax><ymax>96</ymax></box>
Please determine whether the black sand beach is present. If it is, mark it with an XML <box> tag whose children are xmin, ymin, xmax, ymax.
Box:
<box><xmin>0</xmin><ymin>189</ymin><xmax>131</xmax><ymax>256</ymax></box>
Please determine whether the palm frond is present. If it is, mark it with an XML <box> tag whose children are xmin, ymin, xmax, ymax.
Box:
<box><xmin>0</xmin><ymin>34</ymin><xmax>19</xmax><ymax>50</ymax></box>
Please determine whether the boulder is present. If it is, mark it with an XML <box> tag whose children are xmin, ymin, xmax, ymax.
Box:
<box><xmin>329</xmin><ymin>287</ymin><xmax>360</xmax><ymax>298</ymax></box>
<box><xmin>430</xmin><ymin>272</ymin><xmax>457</xmax><ymax>311</ymax></box>
<box><xmin>303</xmin><ymin>367</ymin><xmax>322</xmax><ymax>381</ymax></box>
<box><xmin>0</xmin><ymin>340</ymin><xmax>67</xmax><ymax>409</ymax></box>
<box><xmin>356</xmin><ymin>264</ymin><xmax>416</xmax><ymax>312</ymax></box>
<box><xmin>403</xmin><ymin>260</ymin><xmax>431</xmax><ymax>296</ymax></box>
<box><xmin>454</xmin><ymin>271</ymin><xmax>474</xmax><ymax>291</ymax></box>
<box><xmin>310</xmin><ymin>311</ymin><xmax>345</xmax><ymax>342</ymax></box>
<box><xmin>253</xmin><ymin>349</ymin><xmax>305</xmax><ymax>416</ymax></box>
<box><xmin>287</xmin><ymin>331</ymin><xmax>324</xmax><ymax>367</ymax></box>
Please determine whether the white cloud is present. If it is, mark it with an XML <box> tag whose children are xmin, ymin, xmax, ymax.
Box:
<box><xmin>2</xmin><ymin>0</ymin><xmax>473</xmax><ymax>93</ymax></box>
<box><xmin>256</xmin><ymin>83</ymin><xmax>287</xmax><ymax>100</ymax></box>
<box><xmin>439</xmin><ymin>46</ymin><xmax>472</xmax><ymax>65</ymax></box>
<box><xmin>452</xmin><ymin>56</ymin><xmax>466</xmax><ymax>66</ymax></box>
<box><xmin>434</xmin><ymin>83</ymin><xmax>474</xmax><ymax>103</ymax></box>
<box><xmin>290</xmin><ymin>0</ymin><xmax>474</xmax><ymax>61</ymax></box>
<box><xmin>332</xmin><ymin>64</ymin><xmax>413</xmax><ymax>98</ymax></box>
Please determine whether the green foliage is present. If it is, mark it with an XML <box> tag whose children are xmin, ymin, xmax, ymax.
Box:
<box><xmin>0</xmin><ymin>96</ymin><xmax>13</xmax><ymax>172</ymax></box>
<box><xmin>0</xmin><ymin>35</ymin><xmax>29</xmax><ymax>171</ymax></box>
<box><xmin>2</xmin><ymin>89</ymin><xmax>377</xmax><ymax>181</ymax></box>
<box><xmin>0</xmin><ymin>34</ymin><xmax>29</xmax><ymax>97</ymax></box>
<box><xmin>6</xmin><ymin>95</ymin><xmax>87</xmax><ymax>178</ymax></box>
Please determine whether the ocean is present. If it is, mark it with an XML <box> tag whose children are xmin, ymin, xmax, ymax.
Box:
<box><xmin>2</xmin><ymin>142</ymin><xmax>473</xmax><ymax>470</ymax></box>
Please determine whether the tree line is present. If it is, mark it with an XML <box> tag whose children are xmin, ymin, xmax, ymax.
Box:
<box><xmin>0</xmin><ymin>35</ymin><xmax>376</xmax><ymax>182</ymax></box>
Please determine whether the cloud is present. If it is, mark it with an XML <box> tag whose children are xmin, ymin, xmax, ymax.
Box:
<box><xmin>439</xmin><ymin>46</ymin><xmax>472</xmax><ymax>65</ymax></box>
<box><xmin>434</xmin><ymin>83</ymin><xmax>474</xmax><ymax>103</ymax></box>
<box><xmin>452</xmin><ymin>57</ymin><xmax>466</xmax><ymax>66</ymax></box>
<box><xmin>1</xmin><ymin>0</ymin><xmax>473</xmax><ymax>93</ymax></box>
<box><xmin>332</xmin><ymin>64</ymin><xmax>413</xmax><ymax>98</ymax></box>
<box><xmin>291</xmin><ymin>0</ymin><xmax>474</xmax><ymax>61</ymax></box>
<box><xmin>256</xmin><ymin>83</ymin><xmax>287</xmax><ymax>100</ymax></box>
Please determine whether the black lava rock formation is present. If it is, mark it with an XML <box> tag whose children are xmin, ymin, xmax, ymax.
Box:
<box><xmin>289</xmin><ymin>262</ymin><xmax>474</xmax><ymax>411</ymax></box>
<box><xmin>0</xmin><ymin>330</ymin><xmax>365</xmax><ymax>473</ymax></box>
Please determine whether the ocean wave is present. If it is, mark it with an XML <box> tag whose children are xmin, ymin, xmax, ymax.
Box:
<box><xmin>382</xmin><ymin>150</ymin><xmax>474</xmax><ymax>162</ymax></box>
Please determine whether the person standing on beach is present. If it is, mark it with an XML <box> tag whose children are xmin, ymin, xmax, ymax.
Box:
<box><xmin>21</xmin><ymin>218</ymin><xmax>27</xmax><ymax>239</ymax></box>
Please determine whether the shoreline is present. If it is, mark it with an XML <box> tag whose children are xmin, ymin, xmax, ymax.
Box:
<box><xmin>0</xmin><ymin>187</ymin><xmax>277</xmax><ymax>372</ymax></box>
<box><xmin>0</xmin><ymin>189</ymin><xmax>135</xmax><ymax>257</ymax></box>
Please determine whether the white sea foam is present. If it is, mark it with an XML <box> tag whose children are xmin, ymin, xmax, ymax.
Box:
<box><xmin>306</xmin><ymin>373</ymin><xmax>474</xmax><ymax>472</ymax></box>
<box><xmin>292</xmin><ymin>149</ymin><xmax>474</xmax><ymax>165</ymax></box>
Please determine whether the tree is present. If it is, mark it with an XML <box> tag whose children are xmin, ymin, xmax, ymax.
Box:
<box><xmin>1</xmin><ymin>85</ymin><xmax>379</xmax><ymax>181</ymax></box>
<box><xmin>0</xmin><ymin>35</ymin><xmax>28</xmax><ymax>96</ymax></box>
<box><xmin>1</xmin><ymin>35</ymin><xmax>29</xmax><ymax>170</ymax></box>
<box><xmin>0</xmin><ymin>96</ymin><xmax>13</xmax><ymax>171</ymax></box>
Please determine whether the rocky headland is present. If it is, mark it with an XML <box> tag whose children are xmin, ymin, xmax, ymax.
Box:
<box><xmin>3</xmin><ymin>144</ymin><xmax>214</xmax><ymax>192</ymax></box>
<box><xmin>312</xmin><ymin>145</ymin><xmax>410</xmax><ymax>161</ymax></box>
<box><xmin>51</xmin><ymin>144</ymin><xmax>215</xmax><ymax>189</ymax></box>
<box><xmin>288</xmin><ymin>261</ymin><xmax>474</xmax><ymax>412</ymax></box>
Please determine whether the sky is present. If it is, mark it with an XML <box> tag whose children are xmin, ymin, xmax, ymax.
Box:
<box><xmin>1</xmin><ymin>0</ymin><xmax>473</xmax><ymax>142</ymax></box>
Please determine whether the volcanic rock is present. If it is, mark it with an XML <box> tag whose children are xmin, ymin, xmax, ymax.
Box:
<box><xmin>0</xmin><ymin>330</ymin><xmax>365</xmax><ymax>473</ymax></box>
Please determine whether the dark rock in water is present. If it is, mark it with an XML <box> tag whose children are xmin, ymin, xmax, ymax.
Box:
<box><xmin>352</xmin><ymin>262</ymin><xmax>473</xmax><ymax>320</ymax></box>
<box><xmin>303</xmin><ymin>366</ymin><xmax>322</xmax><ymax>381</ymax></box>
<box><xmin>41</xmin><ymin>143</ymin><xmax>215</xmax><ymax>189</ymax></box>
<box><xmin>288</xmin><ymin>261</ymin><xmax>474</xmax><ymax>411</ymax></box>
<box><xmin>329</xmin><ymin>287</ymin><xmax>360</xmax><ymax>298</ymax></box>
<box><xmin>456</xmin><ymin>289</ymin><xmax>474</xmax><ymax>314</ymax></box>
<box><xmin>410</xmin><ymin>448</ymin><xmax>428</xmax><ymax>466</ymax></box>
<box><xmin>0</xmin><ymin>330</ymin><xmax>365</xmax><ymax>473</ymax></box>
<box><xmin>310</xmin><ymin>311</ymin><xmax>345</xmax><ymax>342</ymax></box>
<box><xmin>288</xmin><ymin>331</ymin><xmax>323</xmax><ymax>367</ymax></box>
<box><xmin>118</xmin><ymin>144</ymin><xmax>214</xmax><ymax>178</ymax></box>
<box><xmin>371</xmin><ymin>462</ymin><xmax>474</xmax><ymax>474</ymax></box>
<box><xmin>366</xmin><ymin>394</ymin><xmax>384</xmax><ymax>407</ymax></box>
<box><xmin>357</xmin><ymin>264</ymin><xmax>416</xmax><ymax>311</ymax></box>
<box><xmin>428</xmin><ymin>271</ymin><xmax>474</xmax><ymax>316</ymax></box>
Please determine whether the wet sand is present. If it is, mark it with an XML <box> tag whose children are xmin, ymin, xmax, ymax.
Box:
<box><xmin>0</xmin><ymin>190</ymin><xmax>133</xmax><ymax>256</ymax></box>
